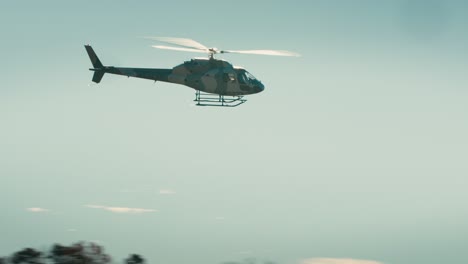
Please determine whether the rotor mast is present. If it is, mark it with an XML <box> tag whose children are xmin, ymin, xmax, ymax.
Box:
<box><xmin>208</xmin><ymin>48</ymin><xmax>219</xmax><ymax>59</ymax></box>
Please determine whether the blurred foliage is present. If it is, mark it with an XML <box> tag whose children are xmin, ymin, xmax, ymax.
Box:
<box><xmin>1</xmin><ymin>242</ymin><xmax>144</xmax><ymax>264</ymax></box>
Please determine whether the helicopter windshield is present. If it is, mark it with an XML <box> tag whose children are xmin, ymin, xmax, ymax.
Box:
<box><xmin>237</xmin><ymin>69</ymin><xmax>258</xmax><ymax>84</ymax></box>
<box><xmin>245</xmin><ymin>71</ymin><xmax>257</xmax><ymax>81</ymax></box>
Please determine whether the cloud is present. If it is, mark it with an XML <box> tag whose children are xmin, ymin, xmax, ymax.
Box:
<box><xmin>301</xmin><ymin>258</ymin><xmax>383</xmax><ymax>264</ymax></box>
<box><xmin>159</xmin><ymin>189</ymin><xmax>176</xmax><ymax>195</ymax></box>
<box><xmin>26</xmin><ymin>207</ymin><xmax>49</xmax><ymax>213</ymax></box>
<box><xmin>85</xmin><ymin>205</ymin><xmax>157</xmax><ymax>214</ymax></box>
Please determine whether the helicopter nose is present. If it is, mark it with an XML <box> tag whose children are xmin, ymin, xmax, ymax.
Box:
<box><xmin>256</xmin><ymin>82</ymin><xmax>265</xmax><ymax>93</ymax></box>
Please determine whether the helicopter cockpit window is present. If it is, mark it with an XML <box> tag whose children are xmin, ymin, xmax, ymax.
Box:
<box><xmin>239</xmin><ymin>73</ymin><xmax>247</xmax><ymax>83</ymax></box>
<box><xmin>245</xmin><ymin>71</ymin><xmax>257</xmax><ymax>81</ymax></box>
<box><xmin>238</xmin><ymin>70</ymin><xmax>257</xmax><ymax>84</ymax></box>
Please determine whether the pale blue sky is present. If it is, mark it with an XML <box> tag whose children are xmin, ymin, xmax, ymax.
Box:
<box><xmin>1</xmin><ymin>1</ymin><xmax>467</xmax><ymax>264</ymax></box>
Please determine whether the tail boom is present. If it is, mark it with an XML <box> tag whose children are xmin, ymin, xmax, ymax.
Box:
<box><xmin>85</xmin><ymin>45</ymin><xmax>171</xmax><ymax>83</ymax></box>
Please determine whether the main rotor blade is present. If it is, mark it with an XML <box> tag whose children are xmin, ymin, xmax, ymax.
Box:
<box><xmin>146</xmin><ymin>37</ymin><xmax>208</xmax><ymax>51</ymax></box>
<box><xmin>222</xmin><ymin>49</ymin><xmax>301</xmax><ymax>57</ymax></box>
<box><xmin>152</xmin><ymin>45</ymin><xmax>209</xmax><ymax>54</ymax></box>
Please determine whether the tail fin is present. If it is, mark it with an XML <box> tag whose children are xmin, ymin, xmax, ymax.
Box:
<box><xmin>85</xmin><ymin>45</ymin><xmax>105</xmax><ymax>83</ymax></box>
<box><xmin>85</xmin><ymin>45</ymin><xmax>104</xmax><ymax>68</ymax></box>
<box><xmin>91</xmin><ymin>70</ymin><xmax>105</xmax><ymax>83</ymax></box>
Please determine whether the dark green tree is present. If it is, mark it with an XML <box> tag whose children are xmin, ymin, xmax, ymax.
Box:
<box><xmin>11</xmin><ymin>248</ymin><xmax>43</xmax><ymax>264</ymax></box>
<box><xmin>125</xmin><ymin>254</ymin><xmax>144</xmax><ymax>264</ymax></box>
<box><xmin>2</xmin><ymin>243</ymin><xmax>143</xmax><ymax>264</ymax></box>
<box><xmin>49</xmin><ymin>242</ymin><xmax>110</xmax><ymax>264</ymax></box>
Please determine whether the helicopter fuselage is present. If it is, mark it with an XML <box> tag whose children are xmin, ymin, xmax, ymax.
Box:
<box><xmin>87</xmin><ymin>47</ymin><xmax>264</xmax><ymax>96</ymax></box>
<box><xmin>169</xmin><ymin>58</ymin><xmax>264</xmax><ymax>96</ymax></box>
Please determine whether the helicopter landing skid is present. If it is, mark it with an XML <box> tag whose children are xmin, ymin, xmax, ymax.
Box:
<box><xmin>194</xmin><ymin>90</ymin><xmax>246</xmax><ymax>107</ymax></box>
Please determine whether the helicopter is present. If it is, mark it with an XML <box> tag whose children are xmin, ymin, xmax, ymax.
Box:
<box><xmin>85</xmin><ymin>37</ymin><xmax>300</xmax><ymax>107</ymax></box>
